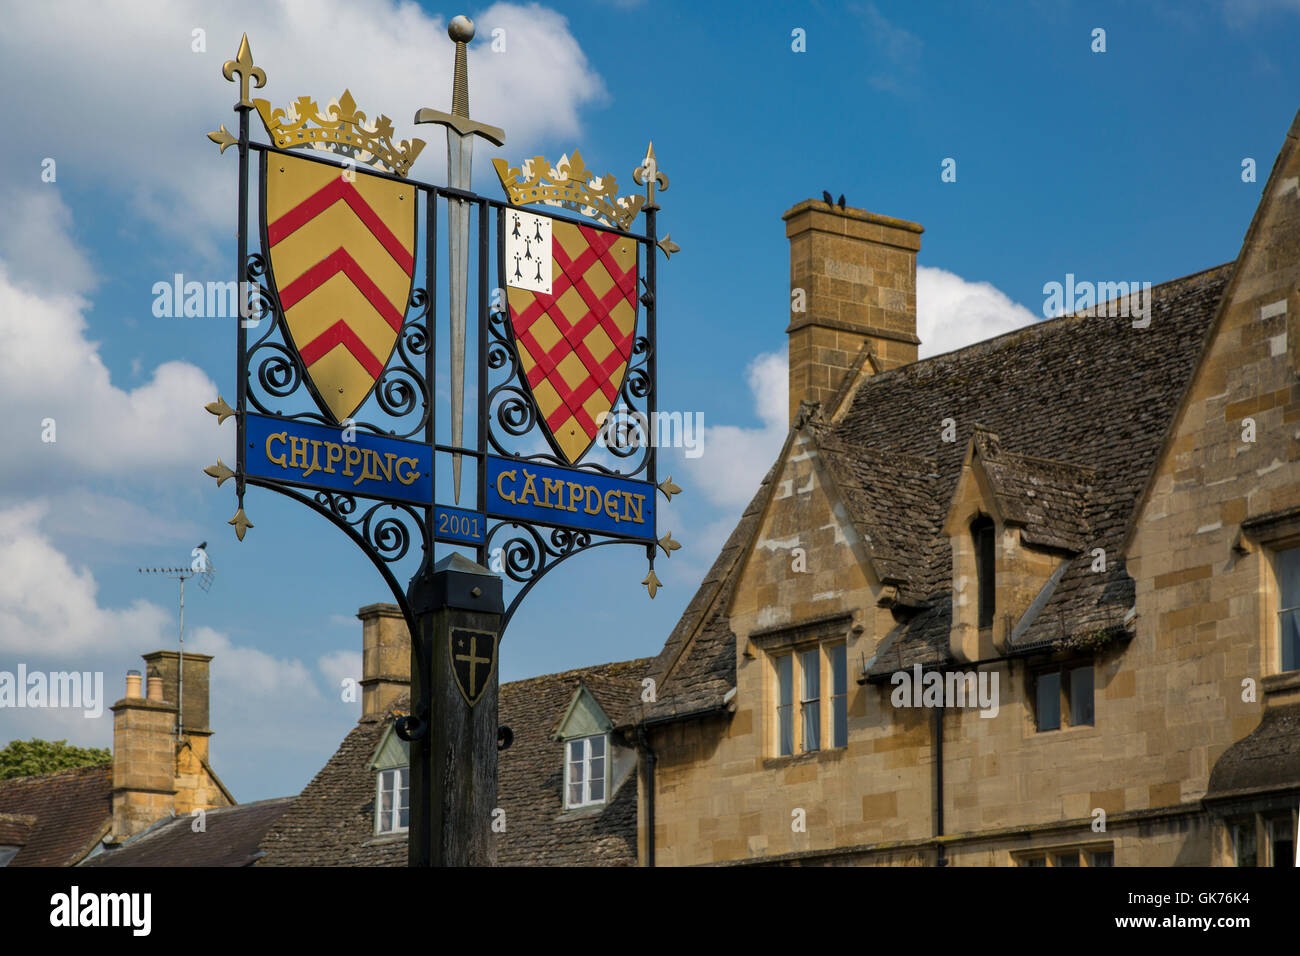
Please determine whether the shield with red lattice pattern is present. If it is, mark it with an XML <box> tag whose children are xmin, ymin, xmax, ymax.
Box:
<box><xmin>504</xmin><ymin>210</ymin><xmax>639</xmax><ymax>465</ymax></box>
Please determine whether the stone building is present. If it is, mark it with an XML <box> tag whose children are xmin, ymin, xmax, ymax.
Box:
<box><xmin>256</xmin><ymin>604</ymin><xmax>644</xmax><ymax>866</ymax></box>
<box><xmin>633</xmin><ymin>108</ymin><xmax>1300</xmax><ymax>866</ymax></box>
<box><xmin>0</xmin><ymin>651</ymin><xmax>250</xmax><ymax>866</ymax></box>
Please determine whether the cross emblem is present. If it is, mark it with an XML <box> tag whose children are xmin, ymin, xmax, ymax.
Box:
<box><xmin>449</xmin><ymin>627</ymin><xmax>497</xmax><ymax>706</ymax></box>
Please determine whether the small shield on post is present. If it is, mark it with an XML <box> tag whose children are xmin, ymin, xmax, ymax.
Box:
<box><xmin>448</xmin><ymin>627</ymin><xmax>498</xmax><ymax>707</ymax></box>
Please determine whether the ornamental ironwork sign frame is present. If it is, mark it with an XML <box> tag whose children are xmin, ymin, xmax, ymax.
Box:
<box><xmin>203</xmin><ymin>32</ymin><xmax>682</xmax><ymax>641</ymax></box>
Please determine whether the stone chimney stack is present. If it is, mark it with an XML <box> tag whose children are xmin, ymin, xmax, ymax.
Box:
<box><xmin>358</xmin><ymin>603</ymin><xmax>410</xmax><ymax>717</ymax></box>
<box><xmin>110</xmin><ymin>668</ymin><xmax>177</xmax><ymax>838</ymax></box>
<box><xmin>141</xmin><ymin>650</ymin><xmax>213</xmax><ymax>761</ymax></box>
<box><xmin>783</xmin><ymin>199</ymin><xmax>923</xmax><ymax>423</ymax></box>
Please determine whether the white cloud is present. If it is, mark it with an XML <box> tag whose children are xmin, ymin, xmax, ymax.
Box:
<box><xmin>318</xmin><ymin>649</ymin><xmax>362</xmax><ymax>691</ymax></box>
<box><xmin>0</xmin><ymin>1</ymin><xmax>604</xmax><ymax>259</ymax></box>
<box><xmin>0</xmin><ymin>188</ymin><xmax>96</xmax><ymax>296</ymax></box>
<box><xmin>0</xmin><ymin>503</ymin><xmax>172</xmax><ymax>657</ymax></box>
<box><xmin>684</xmin><ymin>352</ymin><xmax>787</xmax><ymax>511</ymax></box>
<box><xmin>0</xmin><ymin>253</ymin><xmax>227</xmax><ymax>489</ymax></box>
<box><xmin>188</xmin><ymin>627</ymin><xmax>320</xmax><ymax>702</ymax></box>
<box><xmin>916</xmin><ymin>265</ymin><xmax>1040</xmax><ymax>359</ymax></box>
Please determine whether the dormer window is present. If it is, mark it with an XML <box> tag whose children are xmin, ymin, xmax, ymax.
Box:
<box><xmin>565</xmin><ymin>735</ymin><xmax>607</xmax><ymax>808</ymax></box>
<box><xmin>972</xmin><ymin>515</ymin><xmax>996</xmax><ymax>629</ymax></box>
<box><xmin>369</xmin><ymin>721</ymin><xmax>411</xmax><ymax>835</ymax></box>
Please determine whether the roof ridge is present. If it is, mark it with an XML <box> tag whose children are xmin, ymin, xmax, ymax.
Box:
<box><xmin>859</xmin><ymin>260</ymin><xmax>1234</xmax><ymax>379</ymax></box>
<box><xmin>0</xmin><ymin>761</ymin><xmax>111</xmax><ymax>786</ymax></box>
<box><xmin>502</xmin><ymin>656</ymin><xmax>655</xmax><ymax>689</ymax></box>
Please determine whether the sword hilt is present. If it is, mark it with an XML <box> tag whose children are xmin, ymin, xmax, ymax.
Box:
<box><xmin>450</xmin><ymin>22</ymin><xmax>470</xmax><ymax>119</ymax></box>
<box><xmin>413</xmin><ymin>15</ymin><xmax>506</xmax><ymax>147</ymax></box>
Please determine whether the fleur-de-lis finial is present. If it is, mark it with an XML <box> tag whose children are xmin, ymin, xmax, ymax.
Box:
<box><xmin>634</xmin><ymin>142</ymin><xmax>669</xmax><ymax>211</ymax></box>
<box><xmin>222</xmin><ymin>33</ymin><xmax>266</xmax><ymax>111</ymax></box>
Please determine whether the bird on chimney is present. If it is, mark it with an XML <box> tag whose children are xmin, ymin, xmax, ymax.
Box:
<box><xmin>822</xmin><ymin>190</ymin><xmax>833</xmax><ymax>205</ymax></box>
<box><xmin>837</xmin><ymin>194</ymin><xmax>846</xmax><ymax>208</ymax></box>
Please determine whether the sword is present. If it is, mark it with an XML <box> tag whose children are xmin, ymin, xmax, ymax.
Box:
<box><xmin>415</xmin><ymin>15</ymin><xmax>505</xmax><ymax>505</ymax></box>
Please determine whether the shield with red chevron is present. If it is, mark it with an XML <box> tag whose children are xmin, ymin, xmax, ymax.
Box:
<box><xmin>504</xmin><ymin>210</ymin><xmax>638</xmax><ymax>465</ymax></box>
<box><xmin>261</xmin><ymin>153</ymin><xmax>415</xmax><ymax>424</ymax></box>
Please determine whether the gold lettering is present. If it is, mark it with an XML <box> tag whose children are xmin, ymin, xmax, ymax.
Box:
<box><xmin>622</xmin><ymin>492</ymin><xmax>645</xmax><ymax>524</ymax></box>
<box><xmin>353</xmin><ymin>449</ymin><xmax>376</xmax><ymax>487</ymax></box>
<box><xmin>604</xmin><ymin>489</ymin><xmax>621</xmax><ymax>522</ymax></box>
<box><xmin>342</xmin><ymin>445</ymin><xmax>362</xmax><ymax>477</ymax></box>
<box><xmin>542</xmin><ymin>477</ymin><xmax>564</xmax><ymax>510</ymax></box>
<box><xmin>495</xmin><ymin>469</ymin><xmax>518</xmax><ymax>504</ymax></box>
<box><xmin>266</xmin><ymin>431</ymin><xmax>288</xmax><ymax>468</ymax></box>
<box><xmin>303</xmin><ymin>440</ymin><xmax>322</xmax><ymax>478</ymax></box>
<box><xmin>395</xmin><ymin>457</ymin><xmax>420</xmax><ymax>485</ymax></box>
<box><xmin>374</xmin><ymin>452</ymin><xmax>395</xmax><ymax>483</ymax></box>
<box><xmin>565</xmin><ymin>481</ymin><xmax>585</xmax><ymax>512</ymax></box>
<box><xmin>519</xmin><ymin>469</ymin><xmax>540</xmax><ymax>506</ymax></box>
<box><xmin>289</xmin><ymin>436</ymin><xmax>310</xmax><ymax>470</ymax></box>
<box><xmin>584</xmin><ymin>487</ymin><xmax>602</xmax><ymax>515</ymax></box>
<box><xmin>324</xmin><ymin>442</ymin><xmax>343</xmax><ymax>474</ymax></box>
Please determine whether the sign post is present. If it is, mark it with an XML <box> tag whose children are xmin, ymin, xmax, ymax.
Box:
<box><xmin>205</xmin><ymin>15</ymin><xmax>681</xmax><ymax>866</ymax></box>
<box><xmin>405</xmin><ymin>553</ymin><xmax>502</xmax><ymax>867</ymax></box>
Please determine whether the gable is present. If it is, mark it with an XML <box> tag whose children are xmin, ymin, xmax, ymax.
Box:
<box><xmin>730</xmin><ymin>427</ymin><xmax>879</xmax><ymax>640</ymax></box>
<box><xmin>369</xmin><ymin>722</ymin><xmax>411</xmax><ymax>771</ymax></box>
<box><xmin>1127</xmin><ymin>107</ymin><xmax>1300</xmax><ymax>559</ymax></box>
<box><xmin>553</xmin><ymin>684</ymin><xmax>613</xmax><ymax>740</ymax></box>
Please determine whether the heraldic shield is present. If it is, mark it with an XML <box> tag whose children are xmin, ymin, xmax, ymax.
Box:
<box><xmin>262</xmin><ymin>153</ymin><xmax>416</xmax><ymax>424</ymax></box>
<box><xmin>504</xmin><ymin>210</ymin><xmax>638</xmax><ymax>465</ymax></box>
<box><xmin>449</xmin><ymin>626</ymin><xmax>498</xmax><ymax>707</ymax></box>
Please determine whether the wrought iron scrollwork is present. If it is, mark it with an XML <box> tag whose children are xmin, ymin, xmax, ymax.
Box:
<box><xmin>484</xmin><ymin>281</ymin><xmax>655</xmax><ymax>480</ymax></box>
<box><xmin>243</xmin><ymin>253</ymin><xmax>431</xmax><ymax>440</ymax></box>
<box><xmin>310</xmin><ymin>491</ymin><xmax>424</xmax><ymax>566</ymax></box>
<box><xmin>486</xmin><ymin>520</ymin><xmax>629</xmax><ymax>629</ymax></box>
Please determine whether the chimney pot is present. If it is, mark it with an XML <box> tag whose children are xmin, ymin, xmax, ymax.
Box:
<box><xmin>125</xmin><ymin>670</ymin><xmax>142</xmax><ymax>699</ymax></box>
<box><xmin>147</xmin><ymin>675</ymin><xmax>164</xmax><ymax>701</ymax></box>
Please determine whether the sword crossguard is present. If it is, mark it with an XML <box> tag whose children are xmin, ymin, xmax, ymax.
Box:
<box><xmin>413</xmin><ymin>107</ymin><xmax>505</xmax><ymax>147</ymax></box>
<box><xmin>414</xmin><ymin>16</ymin><xmax>506</xmax><ymax>147</ymax></box>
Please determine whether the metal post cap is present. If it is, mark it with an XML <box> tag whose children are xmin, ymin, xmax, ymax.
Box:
<box><xmin>449</xmin><ymin>15</ymin><xmax>475</xmax><ymax>42</ymax></box>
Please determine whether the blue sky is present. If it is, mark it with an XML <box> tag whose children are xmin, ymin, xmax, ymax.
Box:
<box><xmin>2</xmin><ymin>0</ymin><xmax>1298</xmax><ymax>801</ymax></box>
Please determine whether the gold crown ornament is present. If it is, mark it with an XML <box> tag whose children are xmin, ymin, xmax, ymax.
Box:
<box><xmin>492</xmin><ymin>151</ymin><xmax>645</xmax><ymax>231</ymax></box>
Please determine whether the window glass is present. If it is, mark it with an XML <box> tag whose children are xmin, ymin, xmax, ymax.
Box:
<box><xmin>1054</xmin><ymin>853</ymin><xmax>1079</xmax><ymax>867</ymax></box>
<box><xmin>0</xmin><ymin>846</ymin><xmax>17</xmax><ymax>867</ymax></box>
<box><xmin>1023</xmin><ymin>856</ymin><xmax>1046</xmax><ymax>867</ymax></box>
<box><xmin>589</xmin><ymin>741</ymin><xmax>606</xmax><ymax>803</ymax></box>
<box><xmin>1069</xmin><ymin>665</ymin><xmax>1094</xmax><ymax>726</ymax></box>
<box><xmin>1269</xmin><ymin>816</ymin><xmax>1293</xmax><ymax>868</ymax></box>
<box><xmin>830</xmin><ymin>644</ymin><xmax>848</xmax><ymax>749</ymax></box>
<box><xmin>1233</xmin><ymin>820</ymin><xmax>1257</xmax><ymax>867</ymax></box>
<box><xmin>1281</xmin><ymin>547</ymin><xmax>1300</xmax><ymax>671</ymax></box>
<box><xmin>1090</xmin><ymin>850</ymin><xmax>1113</xmax><ymax>867</ymax></box>
<box><xmin>973</xmin><ymin>517</ymin><xmax>996</xmax><ymax>629</ymax></box>
<box><xmin>1036</xmin><ymin>671</ymin><xmax>1061</xmax><ymax>731</ymax></box>
<box><xmin>567</xmin><ymin>739</ymin><xmax>585</xmax><ymax>807</ymax></box>
<box><xmin>776</xmin><ymin>654</ymin><xmax>793</xmax><ymax>756</ymax></box>
<box><xmin>565</xmin><ymin>735</ymin><xmax>608</xmax><ymax>808</ymax></box>
<box><xmin>800</xmin><ymin>648</ymin><xmax>821</xmax><ymax>752</ymax></box>
<box><xmin>398</xmin><ymin>767</ymin><xmax>410</xmax><ymax>830</ymax></box>
<box><xmin>377</xmin><ymin>768</ymin><xmax>408</xmax><ymax>834</ymax></box>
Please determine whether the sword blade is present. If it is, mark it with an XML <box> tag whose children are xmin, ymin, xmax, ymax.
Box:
<box><xmin>446</xmin><ymin>132</ymin><xmax>474</xmax><ymax>504</ymax></box>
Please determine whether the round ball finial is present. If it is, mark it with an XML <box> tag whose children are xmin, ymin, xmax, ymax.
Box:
<box><xmin>448</xmin><ymin>15</ymin><xmax>475</xmax><ymax>43</ymax></box>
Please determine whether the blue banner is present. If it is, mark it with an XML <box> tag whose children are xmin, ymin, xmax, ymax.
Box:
<box><xmin>246</xmin><ymin>414</ymin><xmax>432</xmax><ymax>506</ymax></box>
<box><xmin>434</xmin><ymin>505</ymin><xmax>486</xmax><ymax>545</ymax></box>
<box><xmin>485</xmin><ymin>456</ymin><xmax>655</xmax><ymax>540</ymax></box>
